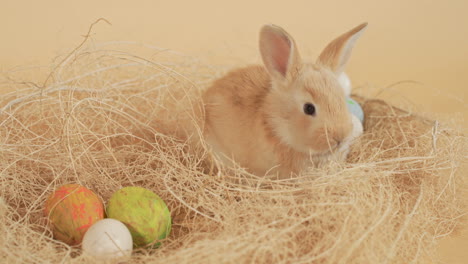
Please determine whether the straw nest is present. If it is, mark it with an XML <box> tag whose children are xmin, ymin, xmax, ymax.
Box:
<box><xmin>0</xmin><ymin>42</ymin><xmax>466</xmax><ymax>264</ymax></box>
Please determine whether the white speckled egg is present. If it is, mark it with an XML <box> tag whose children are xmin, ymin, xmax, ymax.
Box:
<box><xmin>338</xmin><ymin>72</ymin><xmax>352</xmax><ymax>97</ymax></box>
<box><xmin>82</xmin><ymin>218</ymin><xmax>133</xmax><ymax>260</ymax></box>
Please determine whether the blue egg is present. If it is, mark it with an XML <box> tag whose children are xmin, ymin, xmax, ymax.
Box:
<box><xmin>346</xmin><ymin>97</ymin><xmax>364</xmax><ymax>123</ymax></box>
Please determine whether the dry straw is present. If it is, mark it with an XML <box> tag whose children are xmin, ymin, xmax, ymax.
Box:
<box><xmin>0</xmin><ymin>28</ymin><xmax>466</xmax><ymax>263</ymax></box>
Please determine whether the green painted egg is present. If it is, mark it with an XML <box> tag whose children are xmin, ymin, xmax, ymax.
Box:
<box><xmin>44</xmin><ymin>184</ymin><xmax>104</xmax><ymax>245</ymax></box>
<box><xmin>106</xmin><ymin>186</ymin><xmax>172</xmax><ymax>248</ymax></box>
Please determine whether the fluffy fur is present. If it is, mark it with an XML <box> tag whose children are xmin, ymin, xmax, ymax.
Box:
<box><xmin>203</xmin><ymin>23</ymin><xmax>367</xmax><ymax>178</ymax></box>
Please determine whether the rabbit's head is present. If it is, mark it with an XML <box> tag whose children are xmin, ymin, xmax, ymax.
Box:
<box><xmin>259</xmin><ymin>23</ymin><xmax>367</xmax><ymax>156</ymax></box>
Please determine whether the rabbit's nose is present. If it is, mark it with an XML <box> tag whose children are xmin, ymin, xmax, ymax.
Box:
<box><xmin>335</xmin><ymin>121</ymin><xmax>353</xmax><ymax>142</ymax></box>
<box><xmin>335</xmin><ymin>139</ymin><xmax>342</xmax><ymax>147</ymax></box>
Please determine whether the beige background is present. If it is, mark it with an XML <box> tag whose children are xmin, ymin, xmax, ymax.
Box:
<box><xmin>1</xmin><ymin>0</ymin><xmax>466</xmax><ymax>262</ymax></box>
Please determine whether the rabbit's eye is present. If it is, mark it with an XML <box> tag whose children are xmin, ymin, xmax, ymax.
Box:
<box><xmin>303</xmin><ymin>103</ymin><xmax>316</xmax><ymax>116</ymax></box>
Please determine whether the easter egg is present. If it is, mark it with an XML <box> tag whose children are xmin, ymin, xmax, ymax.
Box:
<box><xmin>82</xmin><ymin>218</ymin><xmax>133</xmax><ymax>259</ymax></box>
<box><xmin>346</xmin><ymin>97</ymin><xmax>364</xmax><ymax>123</ymax></box>
<box><xmin>106</xmin><ymin>187</ymin><xmax>171</xmax><ymax>247</ymax></box>
<box><xmin>44</xmin><ymin>184</ymin><xmax>104</xmax><ymax>245</ymax></box>
<box><xmin>338</xmin><ymin>72</ymin><xmax>352</xmax><ymax>96</ymax></box>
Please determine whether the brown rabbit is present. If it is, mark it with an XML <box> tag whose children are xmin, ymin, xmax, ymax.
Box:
<box><xmin>203</xmin><ymin>23</ymin><xmax>367</xmax><ymax>178</ymax></box>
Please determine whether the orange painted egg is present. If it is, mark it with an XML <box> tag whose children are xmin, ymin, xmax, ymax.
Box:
<box><xmin>44</xmin><ymin>184</ymin><xmax>104</xmax><ymax>245</ymax></box>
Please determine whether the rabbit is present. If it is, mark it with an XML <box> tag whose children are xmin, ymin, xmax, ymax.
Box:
<box><xmin>203</xmin><ymin>23</ymin><xmax>367</xmax><ymax>178</ymax></box>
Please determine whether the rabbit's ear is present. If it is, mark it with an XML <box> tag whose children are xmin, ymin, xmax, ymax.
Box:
<box><xmin>317</xmin><ymin>23</ymin><xmax>367</xmax><ymax>74</ymax></box>
<box><xmin>260</xmin><ymin>24</ymin><xmax>302</xmax><ymax>82</ymax></box>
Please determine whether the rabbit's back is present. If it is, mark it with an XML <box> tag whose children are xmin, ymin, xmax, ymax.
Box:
<box><xmin>203</xmin><ymin>65</ymin><xmax>279</xmax><ymax>174</ymax></box>
<box><xmin>204</xmin><ymin>65</ymin><xmax>270</xmax><ymax>112</ymax></box>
